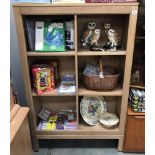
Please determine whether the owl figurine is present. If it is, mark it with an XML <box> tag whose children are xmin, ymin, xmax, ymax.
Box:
<box><xmin>107</xmin><ymin>28</ymin><xmax>118</xmax><ymax>51</ymax></box>
<box><xmin>104</xmin><ymin>22</ymin><xmax>111</xmax><ymax>36</ymax></box>
<box><xmin>81</xmin><ymin>21</ymin><xmax>96</xmax><ymax>47</ymax></box>
<box><xmin>90</xmin><ymin>29</ymin><xmax>101</xmax><ymax>51</ymax></box>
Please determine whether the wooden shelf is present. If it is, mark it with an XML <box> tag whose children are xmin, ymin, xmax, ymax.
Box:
<box><xmin>27</xmin><ymin>51</ymin><xmax>76</xmax><ymax>57</ymax></box>
<box><xmin>78</xmin><ymin>50</ymin><xmax>126</xmax><ymax>56</ymax></box>
<box><xmin>130</xmin><ymin>84</ymin><xmax>145</xmax><ymax>89</ymax></box>
<box><xmin>78</xmin><ymin>85</ymin><xmax>123</xmax><ymax>96</ymax></box>
<box><xmin>128</xmin><ymin>107</ymin><xmax>145</xmax><ymax>116</ymax></box>
<box><xmin>32</xmin><ymin>88</ymin><xmax>76</xmax><ymax>96</ymax></box>
<box><xmin>36</xmin><ymin>123</ymin><xmax>120</xmax><ymax>139</ymax></box>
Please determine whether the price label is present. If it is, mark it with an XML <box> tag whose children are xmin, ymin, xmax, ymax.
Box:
<box><xmin>132</xmin><ymin>10</ymin><xmax>138</xmax><ymax>15</ymax></box>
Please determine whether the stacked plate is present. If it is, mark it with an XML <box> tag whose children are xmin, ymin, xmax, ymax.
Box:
<box><xmin>80</xmin><ymin>96</ymin><xmax>119</xmax><ymax>127</ymax></box>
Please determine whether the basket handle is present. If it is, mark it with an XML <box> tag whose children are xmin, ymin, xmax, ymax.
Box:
<box><xmin>99</xmin><ymin>56</ymin><xmax>104</xmax><ymax>78</ymax></box>
<box><xmin>99</xmin><ymin>56</ymin><xmax>103</xmax><ymax>72</ymax></box>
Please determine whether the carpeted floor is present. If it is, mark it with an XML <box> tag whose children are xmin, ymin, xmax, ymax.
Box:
<box><xmin>33</xmin><ymin>140</ymin><xmax>144</xmax><ymax>155</ymax></box>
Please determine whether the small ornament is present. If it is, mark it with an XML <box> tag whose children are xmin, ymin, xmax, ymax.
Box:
<box><xmin>81</xmin><ymin>21</ymin><xmax>96</xmax><ymax>47</ymax></box>
<box><xmin>103</xmin><ymin>23</ymin><xmax>121</xmax><ymax>52</ymax></box>
<box><xmin>131</xmin><ymin>70</ymin><xmax>140</xmax><ymax>83</ymax></box>
<box><xmin>107</xmin><ymin>28</ymin><xmax>118</xmax><ymax>51</ymax></box>
<box><xmin>90</xmin><ymin>29</ymin><xmax>101</xmax><ymax>51</ymax></box>
<box><xmin>104</xmin><ymin>22</ymin><xmax>111</xmax><ymax>36</ymax></box>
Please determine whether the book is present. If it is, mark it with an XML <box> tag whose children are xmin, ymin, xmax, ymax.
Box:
<box><xmin>15</xmin><ymin>0</ymin><xmax>51</xmax><ymax>3</ymax></box>
<box><xmin>111</xmin><ymin>0</ymin><xmax>137</xmax><ymax>2</ymax></box>
<box><xmin>35</xmin><ymin>22</ymin><xmax>65</xmax><ymax>52</ymax></box>
<box><xmin>85</xmin><ymin>0</ymin><xmax>111</xmax><ymax>2</ymax></box>
<box><xmin>25</xmin><ymin>19</ymin><xmax>35</xmax><ymax>51</ymax></box>
<box><xmin>52</xmin><ymin>0</ymin><xmax>85</xmax><ymax>4</ymax></box>
<box><xmin>85</xmin><ymin>0</ymin><xmax>137</xmax><ymax>2</ymax></box>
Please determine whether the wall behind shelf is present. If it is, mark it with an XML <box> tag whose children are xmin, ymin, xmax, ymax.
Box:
<box><xmin>10</xmin><ymin>0</ymin><xmax>26</xmax><ymax>105</ymax></box>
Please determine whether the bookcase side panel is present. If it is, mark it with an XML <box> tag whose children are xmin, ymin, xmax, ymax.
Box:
<box><xmin>119</xmin><ymin>8</ymin><xmax>138</xmax><ymax>133</ymax></box>
<box><xmin>13</xmin><ymin>7</ymin><xmax>39</xmax><ymax>151</ymax></box>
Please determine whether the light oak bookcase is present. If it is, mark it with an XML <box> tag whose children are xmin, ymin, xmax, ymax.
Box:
<box><xmin>13</xmin><ymin>3</ymin><xmax>138</xmax><ymax>152</ymax></box>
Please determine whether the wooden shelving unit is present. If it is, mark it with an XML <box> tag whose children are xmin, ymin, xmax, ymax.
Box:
<box><xmin>13</xmin><ymin>3</ymin><xmax>138</xmax><ymax>152</ymax></box>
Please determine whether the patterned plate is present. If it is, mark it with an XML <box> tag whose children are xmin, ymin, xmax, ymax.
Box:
<box><xmin>99</xmin><ymin>112</ymin><xmax>119</xmax><ymax>128</ymax></box>
<box><xmin>80</xmin><ymin>96</ymin><xmax>107</xmax><ymax>126</ymax></box>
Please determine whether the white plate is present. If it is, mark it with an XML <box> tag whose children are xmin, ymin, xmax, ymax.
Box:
<box><xmin>99</xmin><ymin>112</ymin><xmax>119</xmax><ymax>128</ymax></box>
<box><xmin>80</xmin><ymin>96</ymin><xmax>107</xmax><ymax>126</ymax></box>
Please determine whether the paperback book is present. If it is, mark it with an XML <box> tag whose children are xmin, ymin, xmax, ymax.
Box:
<box><xmin>52</xmin><ymin>0</ymin><xmax>85</xmax><ymax>4</ymax></box>
<box><xmin>25</xmin><ymin>19</ymin><xmax>35</xmax><ymax>51</ymax></box>
<box><xmin>15</xmin><ymin>0</ymin><xmax>51</xmax><ymax>3</ymax></box>
<box><xmin>35</xmin><ymin>22</ymin><xmax>65</xmax><ymax>52</ymax></box>
<box><xmin>85</xmin><ymin>0</ymin><xmax>137</xmax><ymax>2</ymax></box>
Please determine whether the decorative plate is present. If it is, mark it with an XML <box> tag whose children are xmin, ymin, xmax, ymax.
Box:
<box><xmin>80</xmin><ymin>96</ymin><xmax>107</xmax><ymax>126</ymax></box>
<box><xmin>99</xmin><ymin>112</ymin><xmax>119</xmax><ymax>128</ymax></box>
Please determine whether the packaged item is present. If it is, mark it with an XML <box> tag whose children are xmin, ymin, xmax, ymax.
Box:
<box><xmin>38</xmin><ymin>108</ymin><xmax>51</xmax><ymax>121</ymax></box>
<box><xmin>49</xmin><ymin>61</ymin><xmax>59</xmax><ymax>86</ymax></box>
<box><xmin>59</xmin><ymin>110</ymin><xmax>77</xmax><ymax>130</ymax></box>
<box><xmin>37</xmin><ymin>121</ymin><xmax>48</xmax><ymax>130</ymax></box>
<box><xmin>128</xmin><ymin>88</ymin><xmax>145</xmax><ymax>113</ymax></box>
<box><xmin>58</xmin><ymin>74</ymin><xmax>75</xmax><ymax>94</ymax></box>
<box><xmin>56</xmin><ymin>113</ymin><xmax>67</xmax><ymax>130</ymax></box>
<box><xmin>49</xmin><ymin>64</ymin><xmax>55</xmax><ymax>89</ymax></box>
<box><xmin>46</xmin><ymin>114</ymin><xmax>58</xmax><ymax>130</ymax></box>
<box><xmin>65</xmin><ymin>21</ymin><xmax>75</xmax><ymax>50</ymax></box>
<box><xmin>35</xmin><ymin>22</ymin><xmax>65</xmax><ymax>52</ymax></box>
<box><xmin>32</xmin><ymin>64</ymin><xmax>52</xmax><ymax>95</ymax></box>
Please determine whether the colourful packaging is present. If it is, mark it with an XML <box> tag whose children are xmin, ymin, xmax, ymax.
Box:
<box><xmin>32</xmin><ymin>64</ymin><xmax>52</xmax><ymax>95</ymax></box>
<box><xmin>35</xmin><ymin>22</ymin><xmax>65</xmax><ymax>52</ymax></box>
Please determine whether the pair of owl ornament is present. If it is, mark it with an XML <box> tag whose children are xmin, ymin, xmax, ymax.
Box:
<box><xmin>81</xmin><ymin>21</ymin><xmax>120</xmax><ymax>52</ymax></box>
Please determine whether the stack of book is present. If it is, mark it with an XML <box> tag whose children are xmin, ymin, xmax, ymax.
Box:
<box><xmin>51</xmin><ymin>0</ymin><xmax>85</xmax><ymax>4</ymax></box>
<box><xmin>129</xmin><ymin>88</ymin><xmax>145</xmax><ymax>113</ymax></box>
<box><xmin>15</xmin><ymin>0</ymin><xmax>137</xmax><ymax>3</ymax></box>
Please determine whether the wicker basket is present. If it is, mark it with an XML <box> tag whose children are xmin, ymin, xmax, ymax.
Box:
<box><xmin>83</xmin><ymin>58</ymin><xmax>120</xmax><ymax>90</ymax></box>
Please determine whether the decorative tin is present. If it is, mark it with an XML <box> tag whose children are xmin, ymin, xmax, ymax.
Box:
<box><xmin>99</xmin><ymin>112</ymin><xmax>119</xmax><ymax>128</ymax></box>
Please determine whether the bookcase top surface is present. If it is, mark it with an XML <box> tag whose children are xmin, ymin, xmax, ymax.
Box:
<box><xmin>13</xmin><ymin>2</ymin><xmax>139</xmax><ymax>7</ymax></box>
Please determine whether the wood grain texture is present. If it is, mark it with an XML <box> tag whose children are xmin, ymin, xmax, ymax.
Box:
<box><xmin>13</xmin><ymin>3</ymin><xmax>139</xmax><ymax>151</ymax></box>
<box><xmin>27</xmin><ymin>51</ymin><xmax>76</xmax><ymax>56</ymax></box>
<box><xmin>11</xmin><ymin>115</ymin><xmax>32</xmax><ymax>155</ymax></box>
<box><xmin>127</xmin><ymin>107</ymin><xmax>145</xmax><ymax>116</ymax></box>
<box><xmin>10</xmin><ymin>104</ymin><xmax>20</xmax><ymax>122</ymax></box>
<box><xmin>123</xmin><ymin>115</ymin><xmax>145</xmax><ymax>152</ymax></box>
<box><xmin>13</xmin><ymin>7</ymin><xmax>39</xmax><ymax>151</ymax></box>
<box><xmin>10</xmin><ymin>107</ymin><xmax>29</xmax><ymax>143</ymax></box>
<box><xmin>118</xmin><ymin>136</ymin><xmax>124</xmax><ymax>151</ymax></box>
<box><xmin>78</xmin><ymin>85</ymin><xmax>123</xmax><ymax>96</ymax></box>
<box><xmin>119</xmin><ymin>8</ymin><xmax>138</xmax><ymax>133</ymax></box>
<box><xmin>14</xmin><ymin>5</ymin><xmax>139</xmax><ymax>15</ymax></box>
<box><xmin>78</xmin><ymin>51</ymin><xmax>127</xmax><ymax>56</ymax></box>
